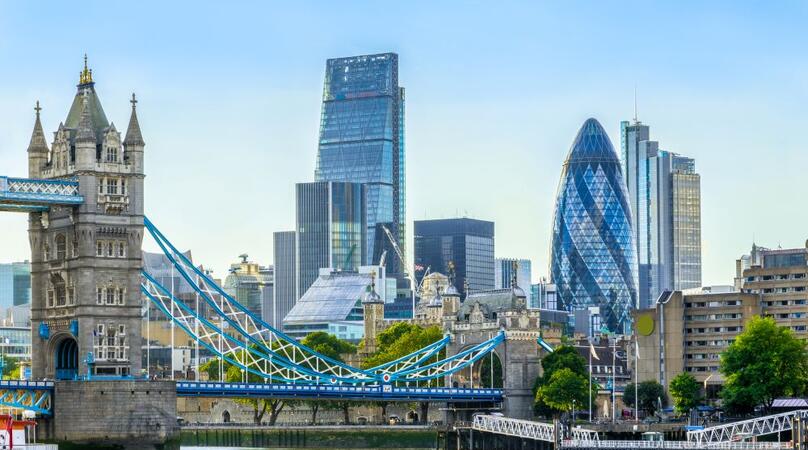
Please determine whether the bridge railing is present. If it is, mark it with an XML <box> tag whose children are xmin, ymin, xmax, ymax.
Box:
<box><xmin>687</xmin><ymin>410</ymin><xmax>808</xmax><ymax>444</ymax></box>
<box><xmin>562</xmin><ymin>441</ymin><xmax>791</xmax><ymax>449</ymax></box>
<box><xmin>472</xmin><ymin>414</ymin><xmax>557</xmax><ymax>443</ymax></box>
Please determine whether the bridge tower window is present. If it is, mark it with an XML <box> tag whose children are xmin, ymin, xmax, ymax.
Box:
<box><xmin>55</xmin><ymin>234</ymin><xmax>66</xmax><ymax>260</ymax></box>
<box><xmin>106</xmin><ymin>147</ymin><xmax>118</xmax><ymax>163</ymax></box>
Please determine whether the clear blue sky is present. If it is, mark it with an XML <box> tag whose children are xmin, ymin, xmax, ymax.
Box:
<box><xmin>1</xmin><ymin>1</ymin><xmax>807</xmax><ymax>286</ymax></box>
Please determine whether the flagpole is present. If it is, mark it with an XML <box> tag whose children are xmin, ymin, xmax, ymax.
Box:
<box><xmin>588</xmin><ymin>339</ymin><xmax>592</xmax><ymax>423</ymax></box>
<box><xmin>611</xmin><ymin>336</ymin><xmax>616</xmax><ymax>423</ymax></box>
<box><xmin>635</xmin><ymin>338</ymin><xmax>639</xmax><ymax>422</ymax></box>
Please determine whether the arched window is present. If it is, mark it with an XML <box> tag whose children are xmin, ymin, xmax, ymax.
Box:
<box><xmin>118</xmin><ymin>242</ymin><xmax>126</xmax><ymax>258</ymax></box>
<box><xmin>56</xmin><ymin>235</ymin><xmax>66</xmax><ymax>260</ymax></box>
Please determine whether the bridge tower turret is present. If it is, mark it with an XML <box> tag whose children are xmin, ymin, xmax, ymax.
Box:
<box><xmin>27</xmin><ymin>101</ymin><xmax>49</xmax><ymax>178</ymax></box>
<box><xmin>30</xmin><ymin>56</ymin><xmax>144</xmax><ymax>380</ymax></box>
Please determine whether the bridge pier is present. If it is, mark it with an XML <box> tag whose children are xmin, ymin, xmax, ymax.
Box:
<box><xmin>43</xmin><ymin>380</ymin><xmax>178</xmax><ymax>448</ymax></box>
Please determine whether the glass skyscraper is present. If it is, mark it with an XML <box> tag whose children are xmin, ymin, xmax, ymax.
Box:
<box><xmin>621</xmin><ymin>120</ymin><xmax>701</xmax><ymax>308</ymax></box>
<box><xmin>296</xmin><ymin>181</ymin><xmax>366</xmax><ymax>298</ymax></box>
<box><xmin>414</xmin><ymin>218</ymin><xmax>495</xmax><ymax>298</ymax></box>
<box><xmin>0</xmin><ymin>262</ymin><xmax>31</xmax><ymax>308</ymax></box>
<box><xmin>315</xmin><ymin>53</ymin><xmax>406</xmax><ymax>279</ymax></box>
<box><xmin>550</xmin><ymin>118</ymin><xmax>638</xmax><ymax>334</ymax></box>
<box><xmin>273</xmin><ymin>230</ymin><xmax>297</xmax><ymax>329</ymax></box>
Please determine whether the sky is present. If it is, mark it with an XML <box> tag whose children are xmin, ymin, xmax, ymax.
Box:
<box><xmin>1</xmin><ymin>1</ymin><xmax>807</xmax><ymax>286</ymax></box>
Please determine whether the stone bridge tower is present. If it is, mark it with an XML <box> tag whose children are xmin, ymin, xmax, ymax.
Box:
<box><xmin>29</xmin><ymin>57</ymin><xmax>145</xmax><ymax>379</ymax></box>
<box><xmin>410</xmin><ymin>270</ymin><xmax>547</xmax><ymax>420</ymax></box>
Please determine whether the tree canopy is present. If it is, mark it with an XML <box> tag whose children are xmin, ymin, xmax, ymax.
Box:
<box><xmin>533</xmin><ymin>345</ymin><xmax>595</xmax><ymax>418</ymax></box>
<box><xmin>535</xmin><ymin>368</ymin><xmax>590</xmax><ymax>413</ymax></box>
<box><xmin>720</xmin><ymin>316</ymin><xmax>808</xmax><ymax>414</ymax></box>
<box><xmin>669</xmin><ymin>373</ymin><xmax>702</xmax><ymax>415</ymax></box>
<box><xmin>624</xmin><ymin>380</ymin><xmax>666</xmax><ymax>416</ymax></box>
<box><xmin>362</xmin><ymin>322</ymin><xmax>443</xmax><ymax>370</ymax></box>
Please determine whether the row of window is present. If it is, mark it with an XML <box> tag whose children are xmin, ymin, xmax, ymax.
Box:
<box><xmin>98</xmin><ymin>177</ymin><xmax>127</xmax><ymax>195</ymax></box>
<box><xmin>769</xmin><ymin>312</ymin><xmax>806</xmax><ymax>319</ymax></box>
<box><xmin>96</xmin><ymin>240</ymin><xmax>127</xmax><ymax>258</ymax></box>
<box><xmin>44</xmin><ymin>235</ymin><xmax>78</xmax><ymax>261</ymax></box>
<box><xmin>93</xmin><ymin>324</ymin><xmax>128</xmax><ymax>361</ymax></box>
<box><xmin>747</xmin><ymin>273</ymin><xmax>807</xmax><ymax>282</ymax></box>
<box><xmin>687</xmin><ymin>313</ymin><xmax>742</xmax><ymax>321</ymax></box>
<box><xmin>764</xmin><ymin>299</ymin><xmax>808</xmax><ymax>307</ymax></box>
<box><xmin>755</xmin><ymin>286</ymin><xmax>808</xmax><ymax>294</ymax></box>
<box><xmin>96</xmin><ymin>286</ymin><xmax>127</xmax><ymax>306</ymax></box>
<box><xmin>687</xmin><ymin>326</ymin><xmax>741</xmax><ymax>334</ymax></box>
<box><xmin>46</xmin><ymin>285</ymin><xmax>76</xmax><ymax>307</ymax></box>
<box><xmin>687</xmin><ymin>353</ymin><xmax>720</xmax><ymax>360</ymax></box>
<box><xmin>686</xmin><ymin>366</ymin><xmax>719</xmax><ymax>373</ymax></box>
<box><xmin>687</xmin><ymin>339</ymin><xmax>734</xmax><ymax>347</ymax></box>
<box><xmin>685</xmin><ymin>300</ymin><xmax>741</xmax><ymax>308</ymax></box>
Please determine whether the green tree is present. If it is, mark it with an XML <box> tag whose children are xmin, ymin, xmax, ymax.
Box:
<box><xmin>0</xmin><ymin>357</ymin><xmax>19</xmax><ymax>380</ymax></box>
<box><xmin>720</xmin><ymin>316</ymin><xmax>808</xmax><ymax>414</ymax></box>
<box><xmin>624</xmin><ymin>381</ymin><xmax>667</xmax><ymax>416</ymax></box>
<box><xmin>299</xmin><ymin>332</ymin><xmax>356</xmax><ymax>424</ymax></box>
<box><xmin>362</xmin><ymin>323</ymin><xmax>444</xmax><ymax>423</ymax></box>
<box><xmin>533</xmin><ymin>346</ymin><xmax>596</xmax><ymax>418</ymax></box>
<box><xmin>669</xmin><ymin>373</ymin><xmax>702</xmax><ymax>415</ymax></box>
<box><xmin>535</xmin><ymin>368</ymin><xmax>590</xmax><ymax>414</ymax></box>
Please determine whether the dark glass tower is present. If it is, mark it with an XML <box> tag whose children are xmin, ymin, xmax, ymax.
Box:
<box><xmin>296</xmin><ymin>181</ymin><xmax>366</xmax><ymax>298</ymax></box>
<box><xmin>550</xmin><ymin>118</ymin><xmax>638</xmax><ymax>333</ymax></box>
<box><xmin>414</xmin><ymin>218</ymin><xmax>495</xmax><ymax>298</ymax></box>
<box><xmin>315</xmin><ymin>53</ymin><xmax>406</xmax><ymax>280</ymax></box>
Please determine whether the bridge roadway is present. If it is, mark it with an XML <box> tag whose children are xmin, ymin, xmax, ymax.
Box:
<box><xmin>177</xmin><ymin>381</ymin><xmax>503</xmax><ymax>403</ymax></box>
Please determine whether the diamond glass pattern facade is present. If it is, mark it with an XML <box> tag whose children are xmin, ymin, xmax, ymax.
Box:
<box><xmin>315</xmin><ymin>53</ymin><xmax>405</xmax><ymax>277</ymax></box>
<box><xmin>550</xmin><ymin>118</ymin><xmax>638</xmax><ymax>333</ymax></box>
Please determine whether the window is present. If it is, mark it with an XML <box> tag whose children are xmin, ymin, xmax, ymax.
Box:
<box><xmin>43</xmin><ymin>244</ymin><xmax>50</xmax><ymax>261</ymax></box>
<box><xmin>47</xmin><ymin>290</ymin><xmax>55</xmax><ymax>308</ymax></box>
<box><xmin>106</xmin><ymin>242</ymin><xmax>113</xmax><ymax>257</ymax></box>
<box><xmin>106</xmin><ymin>288</ymin><xmax>115</xmax><ymax>305</ymax></box>
<box><xmin>56</xmin><ymin>286</ymin><xmax>66</xmax><ymax>306</ymax></box>
<box><xmin>71</xmin><ymin>239</ymin><xmax>78</xmax><ymax>258</ymax></box>
<box><xmin>97</xmin><ymin>287</ymin><xmax>104</xmax><ymax>305</ymax></box>
<box><xmin>106</xmin><ymin>179</ymin><xmax>118</xmax><ymax>195</ymax></box>
<box><xmin>121</xmin><ymin>179</ymin><xmax>126</xmax><ymax>195</ymax></box>
<box><xmin>118</xmin><ymin>288</ymin><xmax>125</xmax><ymax>305</ymax></box>
<box><xmin>106</xmin><ymin>146</ymin><xmax>118</xmax><ymax>163</ymax></box>
<box><xmin>55</xmin><ymin>234</ymin><xmax>66</xmax><ymax>260</ymax></box>
<box><xmin>118</xmin><ymin>242</ymin><xmax>126</xmax><ymax>258</ymax></box>
<box><xmin>99</xmin><ymin>180</ymin><xmax>104</xmax><ymax>194</ymax></box>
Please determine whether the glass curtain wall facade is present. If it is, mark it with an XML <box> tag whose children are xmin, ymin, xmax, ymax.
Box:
<box><xmin>296</xmin><ymin>181</ymin><xmax>366</xmax><ymax>298</ymax></box>
<box><xmin>273</xmin><ymin>231</ymin><xmax>297</xmax><ymax>329</ymax></box>
<box><xmin>0</xmin><ymin>262</ymin><xmax>31</xmax><ymax>308</ymax></box>
<box><xmin>550</xmin><ymin>118</ymin><xmax>638</xmax><ymax>334</ymax></box>
<box><xmin>414</xmin><ymin>218</ymin><xmax>495</xmax><ymax>297</ymax></box>
<box><xmin>621</xmin><ymin>120</ymin><xmax>702</xmax><ymax>308</ymax></box>
<box><xmin>495</xmin><ymin>258</ymin><xmax>532</xmax><ymax>305</ymax></box>
<box><xmin>315</xmin><ymin>53</ymin><xmax>406</xmax><ymax>278</ymax></box>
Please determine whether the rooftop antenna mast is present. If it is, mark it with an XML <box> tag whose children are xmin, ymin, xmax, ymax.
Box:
<box><xmin>633</xmin><ymin>85</ymin><xmax>639</xmax><ymax>124</ymax></box>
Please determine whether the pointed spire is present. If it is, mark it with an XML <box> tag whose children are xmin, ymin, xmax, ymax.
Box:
<box><xmin>124</xmin><ymin>93</ymin><xmax>145</xmax><ymax>146</ymax></box>
<box><xmin>79</xmin><ymin>54</ymin><xmax>93</xmax><ymax>85</ymax></box>
<box><xmin>27</xmin><ymin>101</ymin><xmax>49</xmax><ymax>154</ymax></box>
<box><xmin>75</xmin><ymin>92</ymin><xmax>96</xmax><ymax>143</ymax></box>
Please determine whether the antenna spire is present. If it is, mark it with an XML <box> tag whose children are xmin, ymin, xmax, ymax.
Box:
<box><xmin>633</xmin><ymin>85</ymin><xmax>639</xmax><ymax>124</ymax></box>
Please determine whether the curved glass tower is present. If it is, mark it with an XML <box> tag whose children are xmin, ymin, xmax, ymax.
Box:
<box><xmin>550</xmin><ymin>118</ymin><xmax>638</xmax><ymax>333</ymax></box>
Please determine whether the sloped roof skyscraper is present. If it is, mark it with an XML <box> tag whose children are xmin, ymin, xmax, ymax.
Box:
<box><xmin>550</xmin><ymin>118</ymin><xmax>638</xmax><ymax>333</ymax></box>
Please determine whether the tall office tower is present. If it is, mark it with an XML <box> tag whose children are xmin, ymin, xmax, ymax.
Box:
<box><xmin>296</xmin><ymin>181</ymin><xmax>366</xmax><ymax>298</ymax></box>
<box><xmin>550</xmin><ymin>118</ymin><xmax>638</xmax><ymax>334</ymax></box>
<box><xmin>272</xmin><ymin>231</ymin><xmax>296</xmax><ymax>330</ymax></box>
<box><xmin>621</xmin><ymin>120</ymin><xmax>702</xmax><ymax>308</ymax></box>
<box><xmin>315</xmin><ymin>53</ymin><xmax>406</xmax><ymax>282</ymax></box>
<box><xmin>414</xmin><ymin>218</ymin><xmax>495</xmax><ymax>298</ymax></box>
<box><xmin>0</xmin><ymin>262</ymin><xmax>31</xmax><ymax>307</ymax></box>
<box><xmin>495</xmin><ymin>258</ymin><xmax>532</xmax><ymax>305</ymax></box>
